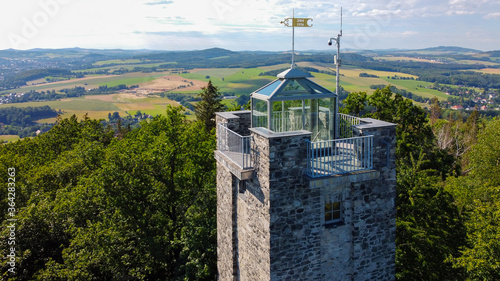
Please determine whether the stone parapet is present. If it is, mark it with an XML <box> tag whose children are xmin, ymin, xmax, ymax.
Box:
<box><xmin>216</xmin><ymin>110</ymin><xmax>251</xmax><ymax>136</ymax></box>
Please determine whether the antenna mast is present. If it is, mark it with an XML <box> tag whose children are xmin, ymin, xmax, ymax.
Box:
<box><xmin>328</xmin><ymin>7</ymin><xmax>342</xmax><ymax>139</ymax></box>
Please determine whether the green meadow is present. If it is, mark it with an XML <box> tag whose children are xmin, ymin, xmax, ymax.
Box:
<box><xmin>380</xmin><ymin>78</ymin><xmax>449</xmax><ymax>100</ymax></box>
<box><xmin>179</xmin><ymin>67</ymin><xmax>275</xmax><ymax>94</ymax></box>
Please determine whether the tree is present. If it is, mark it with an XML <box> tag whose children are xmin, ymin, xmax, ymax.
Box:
<box><xmin>343</xmin><ymin>86</ymin><xmax>435</xmax><ymax>163</ymax></box>
<box><xmin>235</xmin><ymin>94</ymin><xmax>250</xmax><ymax>108</ymax></box>
<box><xmin>396</xmin><ymin>153</ymin><xmax>466</xmax><ymax>280</ymax></box>
<box><xmin>341</xmin><ymin>91</ymin><xmax>367</xmax><ymax>116</ymax></box>
<box><xmin>447</xmin><ymin>119</ymin><xmax>500</xmax><ymax>280</ymax></box>
<box><xmin>430</xmin><ymin>97</ymin><xmax>441</xmax><ymax>125</ymax></box>
<box><xmin>194</xmin><ymin>80</ymin><xmax>225</xmax><ymax>131</ymax></box>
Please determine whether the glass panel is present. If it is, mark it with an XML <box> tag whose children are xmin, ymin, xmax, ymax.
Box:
<box><xmin>255</xmin><ymin>80</ymin><xmax>283</xmax><ymax>97</ymax></box>
<box><xmin>285</xmin><ymin>100</ymin><xmax>304</xmax><ymax>131</ymax></box>
<box><xmin>302</xmin><ymin>79</ymin><xmax>331</xmax><ymax>95</ymax></box>
<box><xmin>271</xmin><ymin>101</ymin><xmax>282</xmax><ymax>132</ymax></box>
<box><xmin>252</xmin><ymin>98</ymin><xmax>268</xmax><ymax>128</ymax></box>
<box><xmin>305</xmin><ymin>99</ymin><xmax>319</xmax><ymax>140</ymax></box>
<box><xmin>325</xmin><ymin>212</ymin><xmax>332</xmax><ymax>222</ymax></box>
<box><xmin>279</xmin><ymin>79</ymin><xmax>310</xmax><ymax>97</ymax></box>
<box><xmin>316</xmin><ymin>97</ymin><xmax>334</xmax><ymax>141</ymax></box>
<box><xmin>325</xmin><ymin>202</ymin><xmax>332</xmax><ymax>212</ymax></box>
<box><xmin>332</xmin><ymin>202</ymin><xmax>340</xmax><ymax>210</ymax></box>
<box><xmin>332</xmin><ymin>211</ymin><xmax>341</xmax><ymax>220</ymax></box>
<box><xmin>270</xmin><ymin>100</ymin><xmax>303</xmax><ymax>132</ymax></box>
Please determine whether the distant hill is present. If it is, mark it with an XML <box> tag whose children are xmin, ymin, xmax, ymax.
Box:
<box><xmin>136</xmin><ymin>47</ymin><xmax>238</xmax><ymax>61</ymax></box>
<box><xmin>484</xmin><ymin>50</ymin><xmax>500</xmax><ymax>57</ymax></box>
<box><xmin>405</xmin><ymin>46</ymin><xmax>482</xmax><ymax>54</ymax></box>
<box><xmin>0</xmin><ymin>47</ymin><xmax>158</xmax><ymax>59</ymax></box>
<box><xmin>419</xmin><ymin>46</ymin><xmax>481</xmax><ymax>53</ymax></box>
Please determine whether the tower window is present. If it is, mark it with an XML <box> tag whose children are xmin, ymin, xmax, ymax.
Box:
<box><xmin>325</xmin><ymin>193</ymin><xmax>344</xmax><ymax>227</ymax></box>
<box><xmin>325</xmin><ymin>201</ymin><xmax>342</xmax><ymax>224</ymax></box>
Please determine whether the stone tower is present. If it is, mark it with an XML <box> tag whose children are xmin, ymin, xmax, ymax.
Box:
<box><xmin>215</xmin><ymin>68</ymin><xmax>396</xmax><ymax>281</ymax></box>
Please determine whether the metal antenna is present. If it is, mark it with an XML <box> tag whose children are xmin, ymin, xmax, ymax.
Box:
<box><xmin>340</xmin><ymin>7</ymin><xmax>343</xmax><ymax>36</ymax></box>
<box><xmin>328</xmin><ymin>7</ymin><xmax>342</xmax><ymax>139</ymax></box>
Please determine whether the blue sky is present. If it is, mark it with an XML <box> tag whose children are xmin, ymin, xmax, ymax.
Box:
<box><xmin>1</xmin><ymin>0</ymin><xmax>499</xmax><ymax>51</ymax></box>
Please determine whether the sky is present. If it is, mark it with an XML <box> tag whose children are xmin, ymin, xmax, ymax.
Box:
<box><xmin>0</xmin><ymin>0</ymin><xmax>499</xmax><ymax>52</ymax></box>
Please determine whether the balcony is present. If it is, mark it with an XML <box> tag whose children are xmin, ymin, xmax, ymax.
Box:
<box><xmin>306</xmin><ymin>135</ymin><xmax>373</xmax><ymax>178</ymax></box>
<box><xmin>217</xmin><ymin>123</ymin><xmax>252</xmax><ymax>170</ymax></box>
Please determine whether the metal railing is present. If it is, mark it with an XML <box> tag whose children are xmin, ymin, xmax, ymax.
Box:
<box><xmin>306</xmin><ymin>135</ymin><xmax>373</xmax><ymax>178</ymax></box>
<box><xmin>217</xmin><ymin>123</ymin><xmax>252</xmax><ymax>169</ymax></box>
<box><xmin>338</xmin><ymin>113</ymin><xmax>361</xmax><ymax>139</ymax></box>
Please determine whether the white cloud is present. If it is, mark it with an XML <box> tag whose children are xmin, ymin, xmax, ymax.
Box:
<box><xmin>484</xmin><ymin>12</ymin><xmax>500</xmax><ymax>19</ymax></box>
<box><xmin>401</xmin><ymin>31</ymin><xmax>419</xmax><ymax>36</ymax></box>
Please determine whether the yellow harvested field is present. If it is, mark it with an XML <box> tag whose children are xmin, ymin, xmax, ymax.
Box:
<box><xmin>297</xmin><ymin>62</ymin><xmax>334</xmax><ymax>72</ymax></box>
<box><xmin>128</xmin><ymin>74</ymin><xmax>206</xmax><ymax>95</ymax></box>
<box><xmin>473</xmin><ymin>68</ymin><xmax>500</xmax><ymax>75</ymax></box>
<box><xmin>40</xmin><ymin>75</ymin><xmax>116</xmax><ymax>88</ymax></box>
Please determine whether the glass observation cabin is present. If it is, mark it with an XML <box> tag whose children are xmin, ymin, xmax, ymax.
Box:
<box><xmin>251</xmin><ymin>68</ymin><xmax>337</xmax><ymax>141</ymax></box>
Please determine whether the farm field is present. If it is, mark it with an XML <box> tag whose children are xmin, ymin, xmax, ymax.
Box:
<box><xmin>455</xmin><ymin>60</ymin><xmax>499</xmax><ymax>66</ymax></box>
<box><xmin>0</xmin><ymin>72</ymin><xmax>165</xmax><ymax>94</ymax></box>
<box><xmin>0</xmin><ymin>61</ymin><xmax>464</xmax><ymax>129</ymax></box>
<box><xmin>0</xmin><ymin>92</ymin><xmax>181</xmax><ymax>122</ymax></box>
<box><xmin>380</xmin><ymin>78</ymin><xmax>450</xmax><ymax>100</ymax></box>
<box><xmin>178</xmin><ymin>67</ymin><xmax>275</xmax><ymax>94</ymax></box>
<box><xmin>0</xmin><ymin>135</ymin><xmax>20</xmax><ymax>143</ymax></box>
<box><xmin>472</xmin><ymin>68</ymin><xmax>500</xmax><ymax>75</ymax></box>
<box><xmin>320</xmin><ymin>66</ymin><xmax>419</xmax><ymax>94</ymax></box>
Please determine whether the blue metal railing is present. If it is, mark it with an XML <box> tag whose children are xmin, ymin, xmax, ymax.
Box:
<box><xmin>338</xmin><ymin>113</ymin><xmax>361</xmax><ymax>139</ymax></box>
<box><xmin>306</xmin><ymin>135</ymin><xmax>373</xmax><ymax>177</ymax></box>
<box><xmin>217</xmin><ymin>123</ymin><xmax>252</xmax><ymax>169</ymax></box>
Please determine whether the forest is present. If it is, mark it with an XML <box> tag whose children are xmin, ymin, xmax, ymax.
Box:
<box><xmin>0</xmin><ymin>106</ymin><xmax>57</xmax><ymax>138</ymax></box>
<box><xmin>0</xmin><ymin>69</ymin><xmax>78</xmax><ymax>90</ymax></box>
<box><xmin>0</xmin><ymin>82</ymin><xmax>499</xmax><ymax>280</ymax></box>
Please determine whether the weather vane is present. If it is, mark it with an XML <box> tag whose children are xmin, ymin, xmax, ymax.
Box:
<box><xmin>281</xmin><ymin>10</ymin><xmax>312</xmax><ymax>69</ymax></box>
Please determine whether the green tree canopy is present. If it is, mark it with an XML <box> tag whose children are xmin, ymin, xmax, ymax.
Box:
<box><xmin>447</xmin><ymin>118</ymin><xmax>500</xmax><ymax>280</ymax></box>
<box><xmin>194</xmin><ymin>80</ymin><xmax>225</xmax><ymax>132</ymax></box>
<box><xmin>0</xmin><ymin>107</ymin><xmax>217</xmax><ymax>280</ymax></box>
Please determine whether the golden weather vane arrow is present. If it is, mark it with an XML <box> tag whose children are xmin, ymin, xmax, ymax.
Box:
<box><xmin>281</xmin><ymin>10</ymin><xmax>313</xmax><ymax>69</ymax></box>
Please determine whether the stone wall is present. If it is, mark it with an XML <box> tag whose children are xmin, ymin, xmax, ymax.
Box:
<box><xmin>216</xmin><ymin>163</ymin><xmax>237</xmax><ymax>281</ymax></box>
<box><xmin>351</xmin><ymin>120</ymin><xmax>396</xmax><ymax>280</ymax></box>
<box><xmin>255</xmin><ymin>129</ymin><xmax>325</xmax><ymax>281</ymax></box>
<box><xmin>310</xmin><ymin>169</ymin><xmax>395</xmax><ymax>281</ymax></box>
